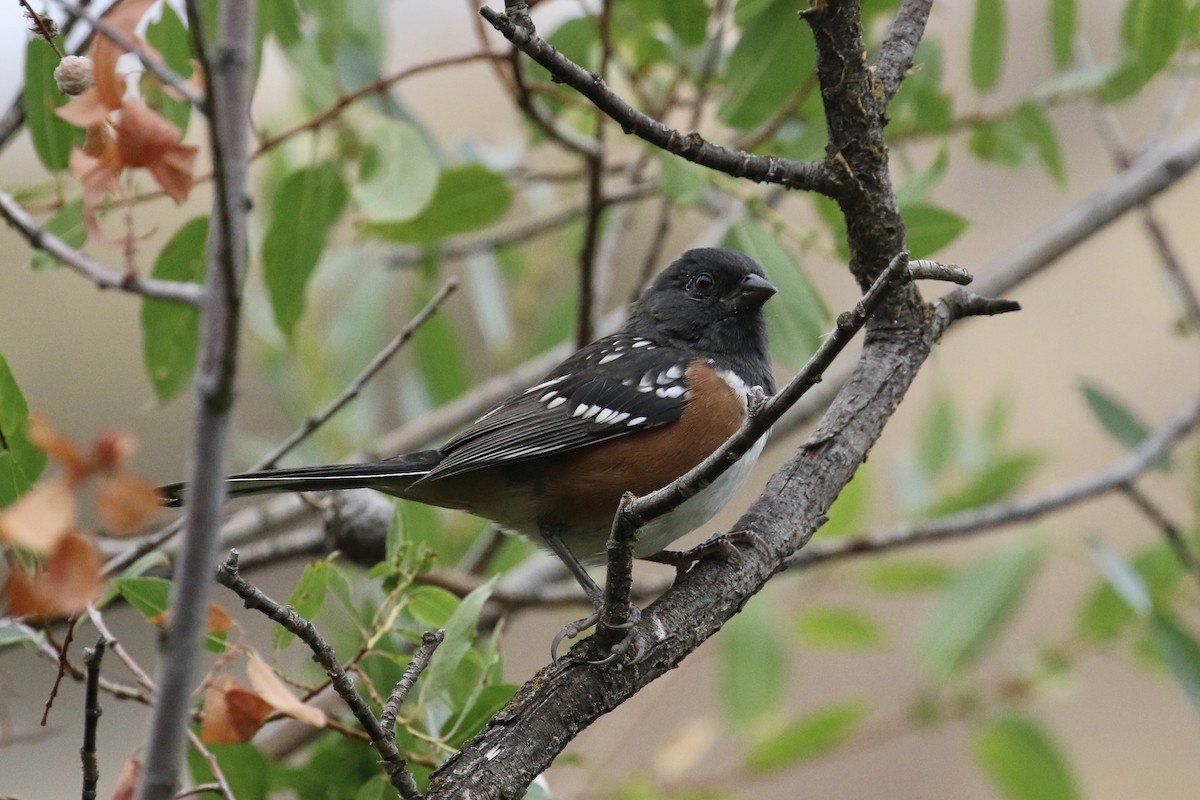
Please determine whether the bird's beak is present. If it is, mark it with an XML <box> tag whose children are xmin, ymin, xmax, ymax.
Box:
<box><xmin>723</xmin><ymin>273</ymin><xmax>777</xmax><ymax>312</ymax></box>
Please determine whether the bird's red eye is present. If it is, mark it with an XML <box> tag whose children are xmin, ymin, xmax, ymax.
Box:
<box><xmin>689</xmin><ymin>273</ymin><xmax>715</xmax><ymax>294</ymax></box>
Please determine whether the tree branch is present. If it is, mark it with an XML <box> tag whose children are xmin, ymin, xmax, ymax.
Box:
<box><xmin>789</xmin><ymin>391</ymin><xmax>1200</xmax><ymax>570</ymax></box>
<box><xmin>137</xmin><ymin>3</ymin><xmax>255</xmax><ymax>798</ymax></box>
<box><xmin>479</xmin><ymin>5</ymin><xmax>839</xmax><ymax>196</ymax></box>
<box><xmin>216</xmin><ymin>551</ymin><xmax>422</xmax><ymax>799</ymax></box>
<box><xmin>872</xmin><ymin>0</ymin><xmax>933</xmax><ymax>102</ymax></box>
<box><xmin>0</xmin><ymin>188</ymin><xmax>203</xmax><ymax>305</ymax></box>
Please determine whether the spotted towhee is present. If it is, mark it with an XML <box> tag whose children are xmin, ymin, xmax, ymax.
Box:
<box><xmin>163</xmin><ymin>248</ymin><xmax>776</xmax><ymax>601</ymax></box>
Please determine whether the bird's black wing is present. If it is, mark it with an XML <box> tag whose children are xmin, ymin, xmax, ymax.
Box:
<box><xmin>424</xmin><ymin>334</ymin><xmax>696</xmax><ymax>481</ymax></box>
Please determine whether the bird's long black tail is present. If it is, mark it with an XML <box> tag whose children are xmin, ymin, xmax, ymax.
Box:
<box><xmin>159</xmin><ymin>450</ymin><xmax>442</xmax><ymax>507</ymax></box>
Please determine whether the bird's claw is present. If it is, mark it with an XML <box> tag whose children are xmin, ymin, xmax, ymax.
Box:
<box><xmin>647</xmin><ymin>529</ymin><xmax>763</xmax><ymax>584</ymax></box>
<box><xmin>551</xmin><ymin>611</ymin><xmax>599</xmax><ymax>663</ymax></box>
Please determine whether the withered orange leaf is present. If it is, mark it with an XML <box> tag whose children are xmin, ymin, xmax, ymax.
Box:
<box><xmin>26</xmin><ymin>417</ymin><xmax>88</xmax><ymax>481</ymax></box>
<box><xmin>56</xmin><ymin>87</ymin><xmax>112</xmax><ymax>128</ymax></box>
<box><xmin>3</xmin><ymin>532</ymin><xmax>104</xmax><ymax>618</ymax></box>
<box><xmin>115</xmin><ymin>100</ymin><xmax>197</xmax><ymax>202</ymax></box>
<box><xmin>246</xmin><ymin>654</ymin><xmax>326</xmax><ymax>728</ymax></box>
<box><xmin>91</xmin><ymin>0</ymin><xmax>160</xmax><ymax>110</ymax></box>
<box><xmin>92</xmin><ymin>429</ymin><xmax>137</xmax><ymax>472</ymax></box>
<box><xmin>0</xmin><ymin>479</ymin><xmax>76</xmax><ymax>554</ymax></box>
<box><xmin>96</xmin><ymin>473</ymin><xmax>161</xmax><ymax>535</ymax></box>
<box><xmin>207</xmin><ymin>602</ymin><xmax>234</xmax><ymax>634</ymax></box>
<box><xmin>109</xmin><ymin>756</ymin><xmax>140</xmax><ymax>800</ymax></box>
<box><xmin>201</xmin><ymin>676</ymin><xmax>273</xmax><ymax>744</ymax></box>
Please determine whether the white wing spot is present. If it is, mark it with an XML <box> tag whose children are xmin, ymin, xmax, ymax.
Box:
<box><xmin>525</xmin><ymin>375</ymin><xmax>567</xmax><ymax>394</ymax></box>
<box><xmin>598</xmin><ymin>352</ymin><xmax>623</xmax><ymax>365</ymax></box>
<box><xmin>595</xmin><ymin>409</ymin><xmax>614</xmax><ymax>423</ymax></box>
<box><xmin>656</xmin><ymin>385</ymin><xmax>687</xmax><ymax>399</ymax></box>
<box><xmin>666</xmin><ymin>364</ymin><xmax>684</xmax><ymax>380</ymax></box>
<box><xmin>547</xmin><ymin>397</ymin><xmax>567</xmax><ymax>410</ymax></box>
<box><xmin>572</xmin><ymin>404</ymin><xmax>589</xmax><ymax>418</ymax></box>
<box><xmin>583</xmin><ymin>404</ymin><xmax>601</xmax><ymax>420</ymax></box>
<box><xmin>540</xmin><ymin>391</ymin><xmax>557</xmax><ymax>402</ymax></box>
<box><xmin>611</xmin><ymin>412</ymin><xmax>630</xmax><ymax>424</ymax></box>
<box><xmin>632</xmin><ymin>339</ymin><xmax>651</xmax><ymax>348</ymax></box>
<box><xmin>628</xmin><ymin>416</ymin><xmax>647</xmax><ymax>426</ymax></box>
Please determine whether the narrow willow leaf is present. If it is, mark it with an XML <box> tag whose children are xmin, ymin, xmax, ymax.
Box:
<box><xmin>1151</xmin><ymin>612</ymin><xmax>1200</xmax><ymax>717</ymax></box>
<box><xmin>973</xmin><ymin>713</ymin><xmax>1080</xmax><ymax>800</ymax></box>
<box><xmin>23</xmin><ymin>38</ymin><xmax>82</xmax><ymax>171</ymax></box>
<box><xmin>718</xmin><ymin>594</ymin><xmax>790</xmax><ymax>729</ymax></box>
<box><xmin>902</xmin><ymin>202</ymin><xmax>969</xmax><ymax>258</ymax></box>
<box><xmin>145</xmin><ymin>4</ymin><xmax>194</xmax><ymax>133</ymax></box>
<box><xmin>1077</xmin><ymin>544</ymin><xmax>1182</xmax><ymax>642</ymax></box>
<box><xmin>1130</xmin><ymin>0</ymin><xmax>1187</xmax><ymax>77</ymax></box>
<box><xmin>919</xmin><ymin>541</ymin><xmax>1043</xmax><ymax>679</ymax></box>
<box><xmin>970</xmin><ymin>0</ymin><xmax>1006</xmax><ymax>93</ymax></box>
<box><xmin>0</xmin><ymin>355</ymin><xmax>47</xmax><ymax>506</ymax></box>
<box><xmin>1088</xmin><ymin>538</ymin><xmax>1152</xmax><ymax>616</ymax></box>
<box><xmin>363</xmin><ymin>164</ymin><xmax>512</xmax><ymax>244</ymax></box>
<box><xmin>1049</xmin><ymin>0</ymin><xmax>1077</xmax><ymax>68</ymax></box>
<box><xmin>719</xmin><ymin>0</ymin><xmax>815</xmax><ymax>130</ymax></box>
<box><xmin>1014</xmin><ymin>102</ymin><xmax>1066</xmax><ymax>184</ymax></box>
<box><xmin>864</xmin><ymin>559</ymin><xmax>954</xmax><ymax>593</ymax></box>
<box><xmin>658</xmin><ymin>152</ymin><xmax>710</xmax><ymax>207</ymax></box>
<box><xmin>418</xmin><ymin>577</ymin><xmax>496</xmax><ymax>704</ymax></box>
<box><xmin>922</xmin><ymin>451</ymin><xmax>1042</xmax><ymax>517</ymax></box>
<box><xmin>723</xmin><ymin>221</ymin><xmax>830</xmax><ymax>368</ymax></box>
<box><xmin>745</xmin><ymin>700</ymin><xmax>869</xmax><ymax>773</ymax></box>
<box><xmin>918</xmin><ymin>391</ymin><xmax>957</xmax><ymax>479</ymax></box>
<box><xmin>794</xmin><ymin>605</ymin><xmax>886</xmax><ymax>650</ymax></box>
<box><xmin>141</xmin><ymin>217</ymin><xmax>208</xmax><ymax>402</ymax></box>
<box><xmin>262</xmin><ymin>163</ymin><xmax>348</xmax><ymax>339</ymax></box>
<box><xmin>1079</xmin><ymin>379</ymin><xmax>1170</xmax><ymax>470</ymax></box>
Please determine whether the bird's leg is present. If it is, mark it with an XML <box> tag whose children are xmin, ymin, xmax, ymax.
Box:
<box><xmin>541</xmin><ymin>528</ymin><xmax>608</xmax><ymax>661</ymax></box>
<box><xmin>644</xmin><ymin>529</ymin><xmax>764</xmax><ymax>584</ymax></box>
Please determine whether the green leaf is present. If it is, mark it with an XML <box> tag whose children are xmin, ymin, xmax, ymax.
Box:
<box><xmin>23</xmin><ymin>38</ymin><xmax>83</xmax><ymax>171</ymax></box>
<box><xmin>1013</xmin><ymin>102</ymin><xmax>1066</xmax><ymax>184</ymax></box>
<box><xmin>406</xmin><ymin>585</ymin><xmax>461</xmax><ymax>629</ymax></box>
<box><xmin>353</xmin><ymin>775</ymin><xmax>393</xmax><ymax>800</ymax></box>
<box><xmin>113</xmin><ymin>577</ymin><xmax>227</xmax><ymax>651</ymax></box>
<box><xmin>1130</xmin><ymin>0</ymin><xmax>1187</xmax><ymax>77</ymax></box>
<box><xmin>30</xmin><ymin>200</ymin><xmax>86</xmax><ymax>270</ymax></box>
<box><xmin>919</xmin><ymin>541</ymin><xmax>1043</xmax><ymax>679</ymax></box>
<box><xmin>144</xmin><ymin>4</ymin><xmax>194</xmax><ymax>133</ymax></box>
<box><xmin>745</xmin><ymin>700</ymin><xmax>869</xmax><ymax>773</ymax></box>
<box><xmin>1151</xmin><ymin>611</ymin><xmax>1200</xmax><ymax>718</ymax></box>
<box><xmin>902</xmin><ymin>202</ymin><xmax>969</xmax><ymax>258</ymax></box>
<box><xmin>794</xmin><ymin>605</ymin><xmax>886</xmax><ymax>650</ymax></box>
<box><xmin>658</xmin><ymin>152</ymin><xmax>710</xmax><ymax>208</ymax></box>
<box><xmin>723</xmin><ymin>221</ymin><xmax>830</xmax><ymax>368</ymax></box>
<box><xmin>1077</xmin><ymin>544</ymin><xmax>1182</xmax><ymax>642</ymax></box>
<box><xmin>352</xmin><ymin>121</ymin><xmax>440</xmax><ymax>222</ymax></box>
<box><xmin>410</xmin><ymin>282</ymin><xmax>471</xmax><ymax>404</ymax></box>
<box><xmin>449</xmin><ymin>682</ymin><xmax>520</xmax><ymax>747</ymax></box>
<box><xmin>923</xmin><ymin>451</ymin><xmax>1042</xmax><ymax>517</ymax></box>
<box><xmin>0</xmin><ymin>620</ymin><xmax>47</xmax><ymax>649</ymax></box>
<box><xmin>188</xmin><ymin>743</ymin><xmax>269</xmax><ymax>800</ymax></box>
<box><xmin>262</xmin><ymin>162</ymin><xmax>348</xmax><ymax>339</ymax></box>
<box><xmin>718</xmin><ymin>593</ymin><xmax>790</xmax><ymax>729</ymax></box>
<box><xmin>663</xmin><ymin>0</ymin><xmax>710</xmax><ymax>46</ymax></box>
<box><xmin>1079</xmin><ymin>379</ymin><xmax>1170</xmax><ymax>470</ymax></box>
<box><xmin>969</xmin><ymin>0</ymin><xmax>1006</xmax><ymax>93</ymax></box>
<box><xmin>864</xmin><ymin>558</ymin><xmax>954</xmax><ymax>593</ymax></box>
<box><xmin>141</xmin><ymin>217</ymin><xmax>208</xmax><ymax>402</ymax></box>
<box><xmin>363</xmin><ymin>163</ymin><xmax>512</xmax><ymax>244</ymax></box>
<box><xmin>1049</xmin><ymin>0</ymin><xmax>1077</xmax><ymax>68</ymax></box>
<box><xmin>918</xmin><ymin>391</ymin><xmax>957</xmax><ymax>479</ymax></box>
<box><xmin>418</xmin><ymin>577</ymin><xmax>496</xmax><ymax>704</ymax></box>
<box><xmin>719</xmin><ymin>0</ymin><xmax>815</xmax><ymax>130</ymax></box>
<box><xmin>273</xmin><ymin>561</ymin><xmax>329</xmax><ymax>649</ymax></box>
<box><xmin>819</xmin><ymin>464</ymin><xmax>871</xmax><ymax>539</ymax></box>
<box><xmin>0</xmin><ymin>355</ymin><xmax>46</xmax><ymax>506</ymax></box>
<box><xmin>973</xmin><ymin>713</ymin><xmax>1080</xmax><ymax>800</ymax></box>
<box><xmin>1088</xmin><ymin>538</ymin><xmax>1152</xmax><ymax>615</ymax></box>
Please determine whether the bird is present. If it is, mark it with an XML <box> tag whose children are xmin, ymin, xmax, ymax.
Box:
<box><xmin>162</xmin><ymin>248</ymin><xmax>776</xmax><ymax>606</ymax></box>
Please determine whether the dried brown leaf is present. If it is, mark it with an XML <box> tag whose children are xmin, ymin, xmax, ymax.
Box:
<box><xmin>0</xmin><ymin>479</ymin><xmax>76</xmax><ymax>553</ymax></box>
<box><xmin>246</xmin><ymin>654</ymin><xmax>326</xmax><ymax>728</ymax></box>
<box><xmin>96</xmin><ymin>473</ymin><xmax>161</xmax><ymax>535</ymax></box>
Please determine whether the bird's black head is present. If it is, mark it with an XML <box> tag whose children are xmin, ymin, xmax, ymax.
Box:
<box><xmin>628</xmin><ymin>248</ymin><xmax>776</xmax><ymax>390</ymax></box>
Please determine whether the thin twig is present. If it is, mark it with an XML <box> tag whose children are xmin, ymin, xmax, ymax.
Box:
<box><xmin>1119</xmin><ymin>483</ymin><xmax>1200</xmax><ymax>589</ymax></box>
<box><xmin>872</xmin><ymin>0</ymin><xmax>934</xmax><ymax>103</ymax></box>
<box><xmin>184</xmin><ymin>731</ymin><xmax>236</xmax><ymax>800</ymax></box>
<box><xmin>0</xmin><ymin>188</ymin><xmax>203</xmax><ymax>305</ymax></box>
<box><xmin>216</xmin><ymin>550</ymin><xmax>423</xmax><ymax>799</ymax></box>
<box><xmin>21</xmin><ymin>0</ymin><xmax>65</xmax><ymax>56</ymax></box>
<box><xmin>55</xmin><ymin>0</ymin><xmax>205</xmax><ymax>109</ymax></box>
<box><xmin>87</xmin><ymin>605</ymin><xmax>158</xmax><ymax>694</ymax></box>
<box><xmin>253</xmin><ymin>278</ymin><xmax>460</xmax><ymax>470</ymax></box>
<box><xmin>380</xmin><ymin>630</ymin><xmax>445</xmax><ymax>741</ymax></box>
<box><xmin>480</xmin><ymin>5</ymin><xmax>839</xmax><ymax>196</ymax></box>
<box><xmin>788</xmin><ymin>391</ymin><xmax>1200</xmax><ymax>570</ymax></box>
<box><xmin>508</xmin><ymin>48</ymin><xmax>600</xmax><ymax>158</ymax></box>
<box><xmin>908</xmin><ymin>259</ymin><xmax>973</xmax><ymax>285</ymax></box>
<box><xmin>81</xmin><ymin>639</ymin><xmax>106</xmax><ymax>800</ymax></box>
<box><xmin>41</xmin><ymin>616</ymin><xmax>77</xmax><ymax>725</ymax></box>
